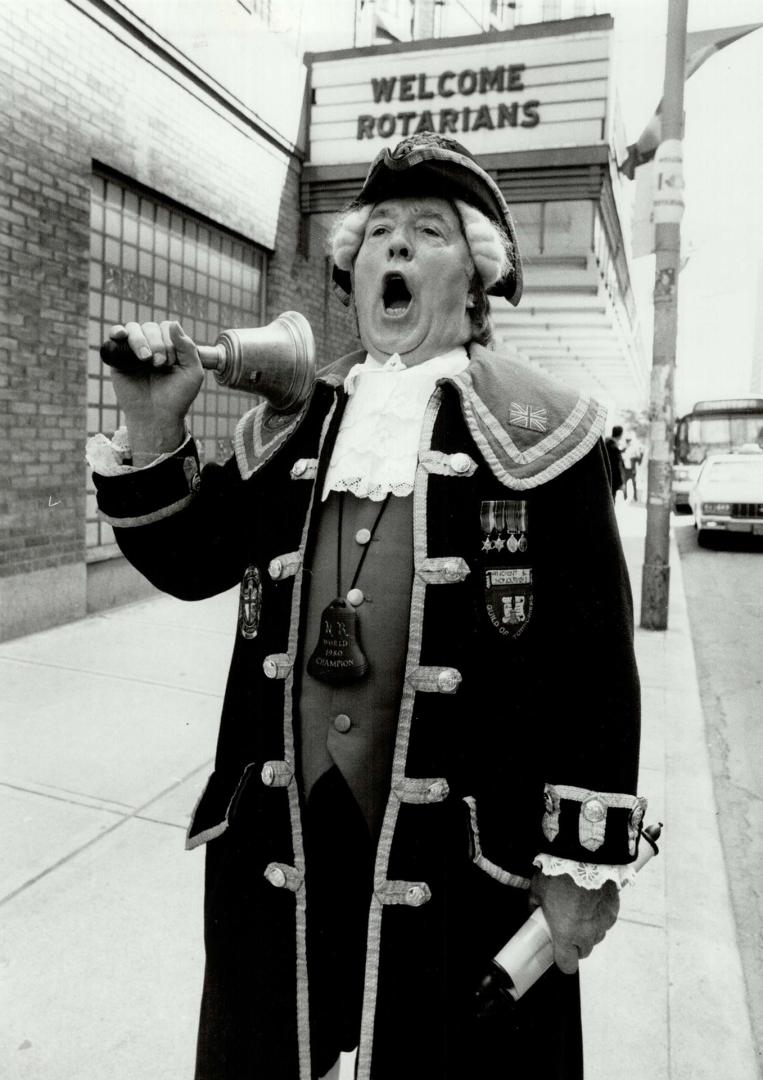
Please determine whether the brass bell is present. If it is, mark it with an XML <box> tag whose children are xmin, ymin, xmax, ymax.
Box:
<box><xmin>100</xmin><ymin>311</ymin><xmax>315</xmax><ymax>413</ymax></box>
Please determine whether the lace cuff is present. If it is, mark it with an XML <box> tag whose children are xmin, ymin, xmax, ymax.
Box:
<box><xmin>533</xmin><ymin>853</ymin><xmax>637</xmax><ymax>890</ymax></box>
<box><xmin>86</xmin><ymin>426</ymin><xmax>190</xmax><ymax>476</ymax></box>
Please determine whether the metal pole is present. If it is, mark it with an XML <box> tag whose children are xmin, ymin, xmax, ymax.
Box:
<box><xmin>640</xmin><ymin>0</ymin><xmax>689</xmax><ymax>630</ymax></box>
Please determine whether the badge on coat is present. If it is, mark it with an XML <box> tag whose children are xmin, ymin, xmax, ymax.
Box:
<box><xmin>238</xmin><ymin>565</ymin><xmax>262</xmax><ymax>640</ymax></box>
<box><xmin>480</xmin><ymin>500</ymin><xmax>533</xmax><ymax>639</ymax></box>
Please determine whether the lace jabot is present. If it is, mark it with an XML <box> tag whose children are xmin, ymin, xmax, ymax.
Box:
<box><xmin>322</xmin><ymin>347</ymin><xmax>469</xmax><ymax>501</ymax></box>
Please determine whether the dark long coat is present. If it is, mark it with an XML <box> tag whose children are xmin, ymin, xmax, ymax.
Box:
<box><xmin>94</xmin><ymin>344</ymin><xmax>643</xmax><ymax>1080</ymax></box>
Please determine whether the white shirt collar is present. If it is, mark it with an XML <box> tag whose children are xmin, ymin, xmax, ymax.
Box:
<box><xmin>343</xmin><ymin>346</ymin><xmax>469</xmax><ymax>395</ymax></box>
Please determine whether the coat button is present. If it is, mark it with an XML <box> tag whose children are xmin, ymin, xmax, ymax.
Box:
<box><xmin>437</xmin><ymin>668</ymin><xmax>460</xmax><ymax>694</ymax></box>
<box><xmin>346</xmin><ymin>587</ymin><xmax>364</xmax><ymax>607</ymax></box>
<box><xmin>451</xmin><ymin>453</ymin><xmax>471</xmax><ymax>474</ymax></box>
<box><xmin>268</xmin><ymin>558</ymin><xmax>283</xmax><ymax>580</ymax></box>
<box><xmin>629</xmin><ymin>799</ymin><xmax>646</xmax><ymax>830</ymax></box>
<box><xmin>582</xmin><ymin>796</ymin><xmax>606</xmax><ymax>823</ymax></box>
<box><xmin>291</xmin><ymin>458</ymin><xmax>307</xmax><ymax>478</ymax></box>
<box><xmin>261</xmin><ymin>764</ymin><xmax>275</xmax><ymax>786</ymax></box>
<box><xmin>544</xmin><ymin>785</ymin><xmax>559</xmax><ymax>814</ymax></box>
<box><xmin>265</xmin><ymin>866</ymin><xmax>287</xmax><ymax>888</ymax></box>
<box><xmin>263</xmin><ymin>658</ymin><xmax>278</xmax><ymax>679</ymax></box>
<box><xmin>426</xmin><ymin>780</ymin><xmax>448</xmax><ymax>802</ymax></box>
<box><xmin>406</xmin><ymin>885</ymin><xmax>426</xmax><ymax>906</ymax></box>
<box><xmin>444</xmin><ymin>559</ymin><xmax>461</xmax><ymax>581</ymax></box>
<box><xmin>355</xmin><ymin>527</ymin><xmax>371</xmax><ymax>545</ymax></box>
<box><xmin>333</xmin><ymin>713</ymin><xmax>352</xmax><ymax>733</ymax></box>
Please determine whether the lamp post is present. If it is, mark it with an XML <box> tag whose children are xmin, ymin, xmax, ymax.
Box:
<box><xmin>640</xmin><ymin>0</ymin><xmax>689</xmax><ymax>630</ymax></box>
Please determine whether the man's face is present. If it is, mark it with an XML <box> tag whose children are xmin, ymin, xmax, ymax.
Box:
<box><xmin>352</xmin><ymin>197</ymin><xmax>474</xmax><ymax>366</ymax></box>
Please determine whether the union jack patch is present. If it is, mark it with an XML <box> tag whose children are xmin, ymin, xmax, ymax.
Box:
<box><xmin>509</xmin><ymin>402</ymin><xmax>548</xmax><ymax>433</ymax></box>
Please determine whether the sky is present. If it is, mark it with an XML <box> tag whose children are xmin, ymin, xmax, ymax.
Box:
<box><xmin>602</xmin><ymin>0</ymin><xmax>763</xmax><ymax>414</ymax></box>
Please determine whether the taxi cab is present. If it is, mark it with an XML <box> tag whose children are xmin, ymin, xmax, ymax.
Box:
<box><xmin>689</xmin><ymin>450</ymin><xmax>763</xmax><ymax>544</ymax></box>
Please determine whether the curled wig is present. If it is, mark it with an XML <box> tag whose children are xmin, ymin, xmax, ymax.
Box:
<box><xmin>329</xmin><ymin>199</ymin><xmax>513</xmax><ymax>345</ymax></box>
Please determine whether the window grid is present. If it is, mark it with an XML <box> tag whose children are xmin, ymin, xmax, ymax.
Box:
<box><xmin>87</xmin><ymin>172</ymin><xmax>267</xmax><ymax>558</ymax></box>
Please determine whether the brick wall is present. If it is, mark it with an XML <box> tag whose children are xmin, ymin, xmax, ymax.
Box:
<box><xmin>266</xmin><ymin>156</ymin><xmax>359</xmax><ymax>363</ymax></box>
<box><xmin>0</xmin><ymin>0</ymin><xmax>359</xmax><ymax>636</ymax></box>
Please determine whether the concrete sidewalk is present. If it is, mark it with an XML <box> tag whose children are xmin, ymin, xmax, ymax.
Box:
<box><xmin>0</xmin><ymin>503</ymin><xmax>758</xmax><ymax>1079</ymax></box>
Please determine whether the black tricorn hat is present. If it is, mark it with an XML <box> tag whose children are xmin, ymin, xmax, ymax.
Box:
<box><xmin>332</xmin><ymin>132</ymin><xmax>523</xmax><ymax>306</ymax></box>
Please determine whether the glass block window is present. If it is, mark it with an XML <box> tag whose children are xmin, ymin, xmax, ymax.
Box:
<box><xmin>87</xmin><ymin>171</ymin><xmax>267</xmax><ymax>559</ymax></box>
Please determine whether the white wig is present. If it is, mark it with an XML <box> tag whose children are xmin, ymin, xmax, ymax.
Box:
<box><xmin>329</xmin><ymin>199</ymin><xmax>513</xmax><ymax>291</ymax></box>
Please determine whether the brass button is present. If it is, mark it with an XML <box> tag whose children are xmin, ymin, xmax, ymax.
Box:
<box><xmin>426</xmin><ymin>780</ymin><xmax>448</xmax><ymax>802</ymax></box>
<box><xmin>451</xmin><ymin>453</ymin><xmax>471</xmax><ymax>474</ymax></box>
<box><xmin>261</xmin><ymin>764</ymin><xmax>275</xmax><ymax>786</ymax></box>
<box><xmin>582</xmin><ymin>796</ymin><xmax>606</xmax><ymax>823</ymax></box>
<box><xmin>346</xmin><ymin>587</ymin><xmax>364</xmax><ymax>607</ymax></box>
<box><xmin>406</xmin><ymin>885</ymin><xmax>426</xmax><ymax>906</ymax></box>
<box><xmin>355</xmin><ymin>527</ymin><xmax>372</xmax><ymax>545</ymax></box>
<box><xmin>437</xmin><ymin>668</ymin><xmax>460</xmax><ymax>694</ymax></box>
<box><xmin>263</xmin><ymin>658</ymin><xmax>278</xmax><ymax>679</ymax></box>
<box><xmin>268</xmin><ymin>558</ymin><xmax>283</xmax><ymax>580</ymax></box>
<box><xmin>291</xmin><ymin>458</ymin><xmax>307</xmax><ymax>478</ymax></box>
<box><xmin>333</xmin><ymin>713</ymin><xmax>352</xmax><ymax>734</ymax></box>
<box><xmin>265</xmin><ymin>866</ymin><xmax>287</xmax><ymax>888</ymax></box>
<box><xmin>444</xmin><ymin>559</ymin><xmax>461</xmax><ymax>581</ymax></box>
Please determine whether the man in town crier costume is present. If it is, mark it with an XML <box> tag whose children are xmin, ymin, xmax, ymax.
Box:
<box><xmin>89</xmin><ymin>133</ymin><xmax>643</xmax><ymax>1080</ymax></box>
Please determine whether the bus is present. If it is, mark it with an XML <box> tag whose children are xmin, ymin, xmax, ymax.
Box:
<box><xmin>673</xmin><ymin>396</ymin><xmax>763</xmax><ymax>508</ymax></box>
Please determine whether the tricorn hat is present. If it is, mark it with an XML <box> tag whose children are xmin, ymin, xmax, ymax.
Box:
<box><xmin>331</xmin><ymin>132</ymin><xmax>523</xmax><ymax>306</ymax></box>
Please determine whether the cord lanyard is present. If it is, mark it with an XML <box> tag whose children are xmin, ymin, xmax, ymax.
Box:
<box><xmin>307</xmin><ymin>492</ymin><xmax>392</xmax><ymax>684</ymax></box>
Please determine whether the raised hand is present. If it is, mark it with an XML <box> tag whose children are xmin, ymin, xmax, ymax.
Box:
<box><xmin>106</xmin><ymin>320</ymin><xmax>204</xmax><ymax>455</ymax></box>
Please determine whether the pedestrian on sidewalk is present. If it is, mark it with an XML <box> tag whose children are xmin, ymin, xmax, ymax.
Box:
<box><xmin>622</xmin><ymin>435</ymin><xmax>643</xmax><ymax>502</ymax></box>
<box><xmin>604</xmin><ymin>425</ymin><xmax>626</xmax><ymax>500</ymax></box>
<box><xmin>88</xmin><ymin>132</ymin><xmax>644</xmax><ymax>1080</ymax></box>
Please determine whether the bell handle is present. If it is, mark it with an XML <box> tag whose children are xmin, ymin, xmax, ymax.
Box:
<box><xmin>99</xmin><ymin>338</ymin><xmax>225</xmax><ymax>374</ymax></box>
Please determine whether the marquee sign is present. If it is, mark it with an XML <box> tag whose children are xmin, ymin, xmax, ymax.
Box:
<box><xmin>307</xmin><ymin>26</ymin><xmax>612</xmax><ymax>166</ymax></box>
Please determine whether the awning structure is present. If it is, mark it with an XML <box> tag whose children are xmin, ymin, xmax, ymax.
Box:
<box><xmin>303</xmin><ymin>16</ymin><xmax>648</xmax><ymax>410</ymax></box>
<box><xmin>485</xmin><ymin>148</ymin><xmax>647</xmax><ymax>408</ymax></box>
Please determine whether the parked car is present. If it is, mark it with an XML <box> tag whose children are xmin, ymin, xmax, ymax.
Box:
<box><xmin>688</xmin><ymin>451</ymin><xmax>763</xmax><ymax>544</ymax></box>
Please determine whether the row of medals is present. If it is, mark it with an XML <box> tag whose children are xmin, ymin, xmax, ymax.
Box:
<box><xmin>482</xmin><ymin>530</ymin><xmax>528</xmax><ymax>554</ymax></box>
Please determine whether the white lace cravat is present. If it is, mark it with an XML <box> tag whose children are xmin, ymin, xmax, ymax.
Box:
<box><xmin>321</xmin><ymin>347</ymin><xmax>469</xmax><ymax>501</ymax></box>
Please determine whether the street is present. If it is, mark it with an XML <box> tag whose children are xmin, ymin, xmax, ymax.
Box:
<box><xmin>673</xmin><ymin>512</ymin><xmax>763</xmax><ymax>1062</ymax></box>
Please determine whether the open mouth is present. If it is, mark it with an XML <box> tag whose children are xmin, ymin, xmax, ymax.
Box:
<box><xmin>382</xmin><ymin>273</ymin><xmax>412</xmax><ymax>317</ymax></box>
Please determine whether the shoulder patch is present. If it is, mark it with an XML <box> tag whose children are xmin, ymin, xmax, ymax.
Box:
<box><xmin>442</xmin><ymin>344</ymin><xmax>606</xmax><ymax>489</ymax></box>
<box><xmin>233</xmin><ymin>401</ymin><xmax>304</xmax><ymax>481</ymax></box>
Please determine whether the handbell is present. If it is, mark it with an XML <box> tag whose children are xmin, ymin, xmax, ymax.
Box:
<box><xmin>100</xmin><ymin>311</ymin><xmax>315</xmax><ymax>413</ymax></box>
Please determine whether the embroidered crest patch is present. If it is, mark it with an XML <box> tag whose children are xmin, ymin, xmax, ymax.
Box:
<box><xmin>480</xmin><ymin>500</ymin><xmax>533</xmax><ymax>639</ymax></box>
<box><xmin>238</xmin><ymin>565</ymin><xmax>262</xmax><ymax>640</ymax></box>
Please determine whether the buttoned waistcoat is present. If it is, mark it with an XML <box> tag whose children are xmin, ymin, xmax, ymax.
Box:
<box><xmin>94</xmin><ymin>343</ymin><xmax>643</xmax><ymax>1080</ymax></box>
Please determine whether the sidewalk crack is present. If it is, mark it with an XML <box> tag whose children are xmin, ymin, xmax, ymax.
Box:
<box><xmin>0</xmin><ymin>759</ymin><xmax>213</xmax><ymax>907</ymax></box>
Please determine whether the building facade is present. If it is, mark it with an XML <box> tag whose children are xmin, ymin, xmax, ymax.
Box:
<box><xmin>305</xmin><ymin>14</ymin><xmax>646</xmax><ymax>403</ymax></box>
<box><xmin>0</xmin><ymin>0</ymin><xmax>361</xmax><ymax>640</ymax></box>
<box><xmin>1</xmin><ymin>0</ymin><xmax>645</xmax><ymax>640</ymax></box>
